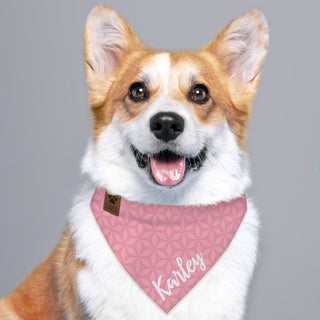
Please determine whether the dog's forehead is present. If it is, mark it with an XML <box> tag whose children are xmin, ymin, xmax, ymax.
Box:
<box><xmin>140</xmin><ymin>52</ymin><xmax>205</xmax><ymax>93</ymax></box>
<box><xmin>140</xmin><ymin>53</ymin><xmax>170</xmax><ymax>88</ymax></box>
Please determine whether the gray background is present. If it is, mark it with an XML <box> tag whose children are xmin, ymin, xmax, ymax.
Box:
<box><xmin>0</xmin><ymin>0</ymin><xmax>319</xmax><ymax>319</ymax></box>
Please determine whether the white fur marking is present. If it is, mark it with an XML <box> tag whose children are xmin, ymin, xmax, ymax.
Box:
<box><xmin>141</xmin><ymin>53</ymin><xmax>170</xmax><ymax>94</ymax></box>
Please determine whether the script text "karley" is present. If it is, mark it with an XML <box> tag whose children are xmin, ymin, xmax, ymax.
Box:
<box><xmin>152</xmin><ymin>252</ymin><xmax>206</xmax><ymax>301</ymax></box>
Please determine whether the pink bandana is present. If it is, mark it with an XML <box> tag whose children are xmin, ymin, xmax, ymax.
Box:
<box><xmin>90</xmin><ymin>188</ymin><xmax>246</xmax><ymax>313</ymax></box>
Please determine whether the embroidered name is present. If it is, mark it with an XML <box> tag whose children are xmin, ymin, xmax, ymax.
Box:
<box><xmin>152</xmin><ymin>252</ymin><xmax>206</xmax><ymax>301</ymax></box>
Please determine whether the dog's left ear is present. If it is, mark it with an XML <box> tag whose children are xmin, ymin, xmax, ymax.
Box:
<box><xmin>204</xmin><ymin>10</ymin><xmax>269</xmax><ymax>87</ymax></box>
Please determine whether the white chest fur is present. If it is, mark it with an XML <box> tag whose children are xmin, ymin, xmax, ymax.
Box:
<box><xmin>69</xmin><ymin>190</ymin><xmax>259</xmax><ymax>320</ymax></box>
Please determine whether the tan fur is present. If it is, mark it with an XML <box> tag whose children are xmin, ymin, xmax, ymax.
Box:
<box><xmin>0</xmin><ymin>227</ymin><xmax>85</xmax><ymax>320</ymax></box>
<box><xmin>0</xmin><ymin>299</ymin><xmax>21</xmax><ymax>320</ymax></box>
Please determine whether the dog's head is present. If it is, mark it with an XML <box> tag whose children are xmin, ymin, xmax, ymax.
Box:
<box><xmin>82</xmin><ymin>5</ymin><xmax>268</xmax><ymax>205</ymax></box>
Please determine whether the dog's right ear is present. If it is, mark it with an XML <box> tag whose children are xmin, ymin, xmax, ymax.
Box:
<box><xmin>84</xmin><ymin>5</ymin><xmax>143</xmax><ymax>86</ymax></box>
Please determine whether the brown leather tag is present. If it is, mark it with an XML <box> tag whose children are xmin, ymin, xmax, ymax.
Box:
<box><xmin>103</xmin><ymin>191</ymin><xmax>121</xmax><ymax>216</ymax></box>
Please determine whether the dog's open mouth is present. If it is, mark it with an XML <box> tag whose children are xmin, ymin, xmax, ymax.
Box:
<box><xmin>131</xmin><ymin>146</ymin><xmax>207</xmax><ymax>186</ymax></box>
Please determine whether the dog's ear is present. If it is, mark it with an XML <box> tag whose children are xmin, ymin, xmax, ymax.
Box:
<box><xmin>84</xmin><ymin>5</ymin><xmax>143</xmax><ymax>84</ymax></box>
<box><xmin>204</xmin><ymin>10</ymin><xmax>269</xmax><ymax>86</ymax></box>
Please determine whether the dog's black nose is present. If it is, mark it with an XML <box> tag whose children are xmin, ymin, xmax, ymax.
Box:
<box><xmin>150</xmin><ymin>112</ymin><xmax>184</xmax><ymax>142</ymax></box>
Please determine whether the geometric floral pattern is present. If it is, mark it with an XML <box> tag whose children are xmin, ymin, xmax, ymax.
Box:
<box><xmin>90</xmin><ymin>188</ymin><xmax>247</xmax><ymax>313</ymax></box>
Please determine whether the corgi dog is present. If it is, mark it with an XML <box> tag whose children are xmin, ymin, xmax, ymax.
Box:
<box><xmin>0</xmin><ymin>5</ymin><xmax>268</xmax><ymax>320</ymax></box>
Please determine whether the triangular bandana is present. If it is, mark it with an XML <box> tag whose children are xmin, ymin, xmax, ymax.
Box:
<box><xmin>90</xmin><ymin>188</ymin><xmax>247</xmax><ymax>313</ymax></box>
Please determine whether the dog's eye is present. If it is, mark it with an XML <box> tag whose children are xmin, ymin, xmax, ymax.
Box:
<box><xmin>189</xmin><ymin>84</ymin><xmax>209</xmax><ymax>104</ymax></box>
<box><xmin>129</xmin><ymin>82</ymin><xmax>148</xmax><ymax>102</ymax></box>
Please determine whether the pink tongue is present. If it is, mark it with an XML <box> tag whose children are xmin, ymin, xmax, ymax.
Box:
<box><xmin>150</xmin><ymin>156</ymin><xmax>186</xmax><ymax>186</ymax></box>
